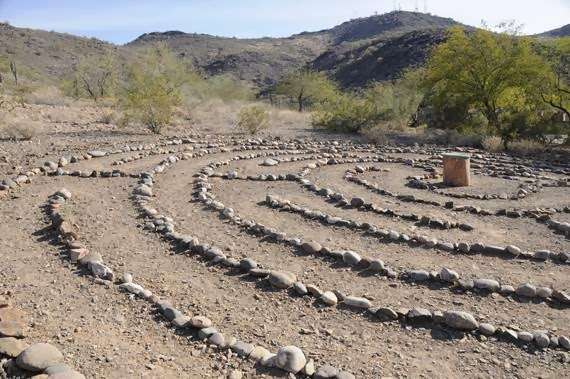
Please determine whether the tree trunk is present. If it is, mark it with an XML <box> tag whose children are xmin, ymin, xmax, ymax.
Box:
<box><xmin>297</xmin><ymin>89</ymin><xmax>304</xmax><ymax>112</ymax></box>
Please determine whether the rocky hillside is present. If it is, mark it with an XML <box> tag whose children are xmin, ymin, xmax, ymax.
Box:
<box><xmin>128</xmin><ymin>11</ymin><xmax>461</xmax><ymax>86</ymax></box>
<box><xmin>0</xmin><ymin>22</ymin><xmax>125</xmax><ymax>82</ymax></box>
<box><xmin>3</xmin><ymin>11</ymin><xmax>562</xmax><ymax>90</ymax></box>
<box><xmin>311</xmin><ymin>29</ymin><xmax>448</xmax><ymax>88</ymax></box>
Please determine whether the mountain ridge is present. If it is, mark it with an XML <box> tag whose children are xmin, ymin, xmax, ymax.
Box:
<box><xmin>1</xmin><ymin>11</ymin><xmax>566</xmax><ymax>89</ymax></box>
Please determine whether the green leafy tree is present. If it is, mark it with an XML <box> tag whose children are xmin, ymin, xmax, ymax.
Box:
<box><xmin>275</xmin><ymin>70</ymin><xmax>338</xmax><ymax>112</ymax></box>
<box><xmin>120</xmin><ymin>43</ymin><xmax>201</xmax><ymax>134</ymax></box>
<box><xmin>540</xmin><ymin>37</ymin><xmax>570</xmax><ymax>121</ymax></box>
<box><xmin>423</xmin><ymin>26</ymin><xmax>551</xmax><ymax>143</ymax></box>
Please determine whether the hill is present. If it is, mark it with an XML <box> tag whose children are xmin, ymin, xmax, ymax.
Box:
<box><xmin>537</xmin><ymin>24</ymin><xmax>570</xmax><ymax>38</ymax></box>
<box><xmin>0</xmin><ymin>11</ymin><xmax>465</xmax><ymax>88</ymax></box>
<box><xmin>128</xmin><ymin>11</ymin><xmax>461</xmax><ymax>86</ymax></box>
<box><xmin>311</xmin><ymin>29</ymin><xmax>447</xmax><ymax>88</ymax></box>
<box><xmin>0</xmin><ymin>22</ymin><xmax>125</xmax><ymax>83</ymax></box>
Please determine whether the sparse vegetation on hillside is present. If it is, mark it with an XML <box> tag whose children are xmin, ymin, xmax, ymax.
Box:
<box><xmin>119</xmin><ymin>43</ymin><xmax>201</xmax><ymax>134</ymax></box>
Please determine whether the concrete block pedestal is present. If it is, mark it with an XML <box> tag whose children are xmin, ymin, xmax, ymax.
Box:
<box><xmin>443</xmin><ymin>153</ymin><xmax>471</xmax><ymax>187</ymax></box>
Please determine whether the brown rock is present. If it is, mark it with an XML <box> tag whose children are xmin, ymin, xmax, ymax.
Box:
<box><xmin>0</xmin><ymin>337</ymin><xmax>28</xmax><ymax>357</ymax></box>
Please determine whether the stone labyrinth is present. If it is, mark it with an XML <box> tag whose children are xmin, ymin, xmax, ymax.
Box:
<box><xmin>1</xmin><ymin>135</ymin><xmax>570</xmax><ymax>378</ymax></box>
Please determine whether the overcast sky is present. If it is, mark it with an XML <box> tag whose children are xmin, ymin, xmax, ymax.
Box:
<box><xmin>0</xmin><ymin>0</ymin><xmax>568</xmax><ymax>44</ymax></box>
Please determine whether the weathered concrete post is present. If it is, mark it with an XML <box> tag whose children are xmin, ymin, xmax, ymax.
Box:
<box><xmin>443</xmin><ymin>153</ymin><xmax>470</xmax><ymax>187</ymax></box>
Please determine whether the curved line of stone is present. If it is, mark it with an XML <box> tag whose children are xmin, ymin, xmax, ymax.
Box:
<box><xmin>44</xmin><ymin>189</ymin><xmax>337</xmax><ymax>378</ymax></box>
<box><xmin>293</xmin><ymin>172</ymin><xmax>570</xmax><ymax>265</ymax></box>
<box><xmin>139</xmin><ymin>150</ymin><xmax>570</xmax><ymax>354</ymax></box>
<box><xmin>345</xmin><ymin>165</ymin><xmax>570</xmax><ymax>217</ymax></box>
<box><xmin>260</xmin><ymin>194</ymin><xmax>569</xmax><ymax>309</ymax></box>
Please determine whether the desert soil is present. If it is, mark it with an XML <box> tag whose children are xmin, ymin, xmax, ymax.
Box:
<box><xmin>1</xmin><ymin>103</ymin><xmax>569</xmax><ymax>378</ymax></box>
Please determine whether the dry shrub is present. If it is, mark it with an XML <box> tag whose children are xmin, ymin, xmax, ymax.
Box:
<box><xmin>0</xmin><ymin>115</ymin><xmax>41</xmax><ymax>140</ymax></box>
<box><xmin>481</xmin><ymin>136</ymin><xmax>504</xmax><ymax>152</ymax></box>
<box><xmin>25</xmin><ymin>86</ymin><xmax>69</xmax><ymax>106</ymax></box>
<box><xmin>509</xmin><ymin>139</ymin><xmax>546</xmax><ymax>155</ymax></box>
<box><xmin>419</xmin><ymin>129</ymin><xmax>482</xmax><ymax>147</ymax></box>
<box><xmin>235</xmin><ymin>104</ymin><xmax>269</xmax><ymax>135</ymax></box>
<box><xmin>362</xmin><ymin>126</ymin><xmax>390</xmax><ymax>145</ymax></box>
<box><xmin>97</xmin><ymin>109</ymin><xmax>115</xmax><ymax>124</ymax></box>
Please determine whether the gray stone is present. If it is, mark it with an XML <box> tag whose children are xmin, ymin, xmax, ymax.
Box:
<box><xmin>560</xmin><ymin>336</ymin><xmax>570</xmax><ymax>350</ymax></box>
<box><xmin>479</xmin><ymin>323</ymin><xmax>496</xmax><ymax>336</ymax></box>
<box><xmin>350</xmin><ymin>197</ymin><xmax>365</xmax><ymax>207</ymax></box>
<box><xmin>536</xmin><ymin>287</ymin><xmax>553</xmax><ymax>299</ymax></box>
<box><xmin>262</xmin><ymin>158</ymin><xmax>279</xmax><ymax>166</ymax></box>
<box><xmin>343</xmin><ymin>296</ymin><xmax>372</xmax><ymax>309</ymax></box>
<box><xmin>534</xmin><ymin>250</ymin><xmax>551</xmax><ymax>261</ymax></box>
<box><xmin>407</xmin><ymin>308</ymin><xmax>432</xmax><ymax>322</ymax></box>
<box><xmin>275</xmin><ymin>345</ymin><xmax>306</xmax><ymax>374</ymax></box>
<box><xmin>230</xmin><ymin>341</ymin><xmax>254</xmax><ymax>357</ymax></box>
<box><xmin>88</xmin><ymin>150</ymin><xmax>107</xmax><ymax>157</ymax></box>
<box><xmin>534</xmin><ymin>332</ymin><xmax>550</xmax><ymax>348</ymax></box>
<box><xmin>190</xmin><ymin>316</ymin><xmax>212</xmax><ymax>328</ymax></box>
<box><xmin>0</xmin><ymin>337</ymin><xmax>28</xmax><ymax>357</ymax></box>
<box><xmin>408</xmin><ymin>270</ymin><xmax>430</xmax><ymax>282</ymax></box>
<box><xmin>268</xmin><ymin>271</ymin><xmax>296</xmax><ymax>289</ymax></box>
<box><xmin>293</xmin><ymin>282</ymin><xmax>308</xmax><ymax>296</ymax></box>
<box><xmin>44</xmin><ymin>364</ymin><xmax>73</xmax><ymax>375</ymax></box>
<box><xmin>306</xmin><ymin>284</ymin><xmax>322</xmax><ymax>297</ymax></box>
<box><xmin>314</xmin><ymin>364</ymin><xmax>339</xmax><ymax>378</ymax></box>
<box><xmin>500</xmin><ymin>285</ymin><xmax>515</xmax><ymax>295</ymax></box>
<box><xmin>506</xmin><ymin>245</ymin><xmax>522</xmax><ymax>255</ymax></box>
<box><xmin>249</xmin><ymin>346</ymin><xmax>271</xmax><ymax>362</ymax></box>
<box><xmin>208</xmin><ymin>332</ymin><xmax>226</xmax><ymax>348</ymax></box>
<box><xmin>518</xmin><ymin>332</ymin><xmax>534</xmax><ymax>342</ymax></box>
<box><xmin>302</xmin><ymin>359</ymin><xmax>316</xmax><ymax>376</ymax></box>
<box><xmin>342</xmin><ymin>251</ymin><xmax>361</xmax><ymax>266</ymax></box>
<box><xmin>368</xmin><ymin>259</ymin><xmax>385</xmax><ymax>273</ymax></box>
<box><xmin>516</xmin><ymin>283</ymin><xmax>537</xmax><ymax>298</ymax></box>
<box><xmin>239</xmin><ymin>258</ymin><xmax>257</xmax><ymax>271</ymax></box>
<box><xmin>301</xmin><ymin>241</ymin><xmax>322</xmax><ymax>254</ymax></box>
<box><xmin>444</xmin><ymin>311</ymin><xmax>478</xmax><ymax>330</ymax></box>
<box><xmin>320</xmin><ymin>291</ymin><xmax>338</xmax><ymax>306</ymax></box>
<box><xmin>16</xmin><ymin>343</ymin><xmax>63</xmax><ymax>372</ymax></box>
<box><xmin>198</xmin><ymin>327</ymin><xmax>218</xmax><ymax>340</ymax></box>
<box><xmin>337</xmin><ymin>371</ymin><xmax>356</xmax><ymax>379</ymax></box>
<box><xmin>439</xmin><ymin>267</ymin><xmax>459</xmax><ymax>282</ymax></box>
<box><xmin>473</xmin><ymin>278</ymin><xmax>500</xmax><ymax>292</ymax></box>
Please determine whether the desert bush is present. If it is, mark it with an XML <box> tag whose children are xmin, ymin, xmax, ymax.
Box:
<box><xmin>119</xmin><ymin>43</ymin><xmax>200</xmax><ymax>134</ymax></box>
<box><xmin>481</xmin><ymin>136</ymin><xmax>504</xmax><ymax>152</ymax></box>
<box><xmin>62</xmin><ymin>53</ymin><xmax>118</xmax><ymax>102</ymax></box>
<box><xmin>24</xmin><ymin>86</ymin><xmax>69</xmax><ymax>106</ymax></box>
<box><xmin>361</xmin><ymin>126</ymin><xmax>390</xmax><ymax>145</ymax></box>
<box><xmin>97</xmin><ymin>110</ymin><xmax>115</xmax><ymax>124</ymax></box>
<box><xmin>235</xmin><ymin>105</ymin><xmax>270</xmax><ymax>134</ymax></box>
<box><xmin>0</xmin><ymin>116</ymin><xmax>41</xmax><ymax>141</ymax></box>
<box><xmin>311</xmin><ymin>93</ymin><xmax>383</xmax><ymax>133</ymax></box>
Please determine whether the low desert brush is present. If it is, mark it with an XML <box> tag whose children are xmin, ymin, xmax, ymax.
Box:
<box><xmin>235</xmin><ymin>105</ymin><xmax>269</xmax><ymax>135</ymax></box>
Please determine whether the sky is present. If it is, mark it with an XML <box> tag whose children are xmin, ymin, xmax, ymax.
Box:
<box><xmin>0</xmin><ymin>0</ymin><xmax>568</xmax><ymax>44</ymax></box>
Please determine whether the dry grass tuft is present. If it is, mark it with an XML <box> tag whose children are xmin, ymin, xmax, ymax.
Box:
<box><xmin>24</xmin><ymin>86</ymin><xmax>70</xmax><ymax>106</ymax></box>
<box><xmin>509</xmin><ymin>139</ymin><xmax>546</xmax><ymax>155</ymax></box>
<box><xmin>481</xmin><ymin>136</ymin><xmax>504</xmax><ymax>152</ymax></box>
<box><xmin>0</xmin><ymin>114</ymin><xmax>42</xmax><ymax>141</ymax></box>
